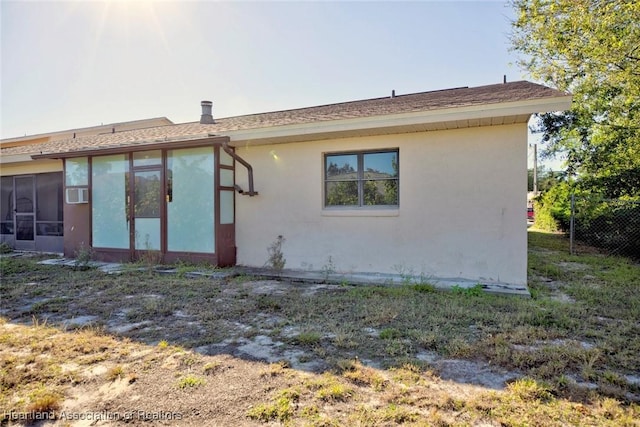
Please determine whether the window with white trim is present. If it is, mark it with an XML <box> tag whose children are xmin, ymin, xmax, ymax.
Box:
<box><xmin>324</xmin><ymin>149</ymin><xmax>399</xmax><ymax>207</ymax></box>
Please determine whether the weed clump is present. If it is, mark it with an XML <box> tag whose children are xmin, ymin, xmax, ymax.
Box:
<box><xmin>106</xmin><ymin>365</ymin><xmax>125</xmax><ymax>381</ymax></box>
<box><xmin>26</xmin><ymin>386</ymin><xmax>62</xmax><ymax>417</ymax></box>
<box><xmin>175</xmin><ymin>374</ymin><xmax>205</xmax><ymax>389</ymax></box>
<box><xmin>0</xmin><ymin>242</ymin><xmax>12</xmax><ymax>254</ymax></box>
<box><xmin>294</xmin><ymin>331</ymin><xmax>322</xmax><ymax>346</ymax></box>
<box><xmin>266</xmin><ymin>235</ymin><xmax>286</xmax><ymax>272</ymax></box>
<box><xmin>342</xmin><ymin>362</ymin><xmax>387</xmax><ymax>391</ymax></box>
<box><xmin>247</xmin><ymin>389</ymin><xmax>299</xmax><ymax>422</ymax></box>
<box><xmin>74</xmin><ymin>243</ymin><xmax>94</xmax><ymax>270</ymax></box>
<box><xmin>452</xmin><ymin>284</ymin><xmax>485</xmax><ymax>297</ymax></box>
<box><xmin>507</xmin><ymin>377</ymin><xmax>553</xmax><ymax>402</ymax></box>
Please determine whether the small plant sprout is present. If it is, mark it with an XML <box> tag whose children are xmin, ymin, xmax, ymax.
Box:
<box><xmin>321</xmin><ymin>255</ymin><xmax>336</xmax><ymax>281</ymax></box>
<box><xmin>266</xmin><ymin>235</ymin><xmax>286</xmax><ymax>272</ymax></box>
<box><xmin>74</xmin><ymin>243</ymin><xmax>94</xmax><ymax>270</ymax></box>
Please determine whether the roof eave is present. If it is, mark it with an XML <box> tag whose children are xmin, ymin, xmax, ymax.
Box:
<box><xmin>29</xmin><ymin>135</ymin><xmax>230</xmax><ymax>160</ymax></box>
<box><xmin>223</xmin><ymin>95</ymin><xmax>573</xmax><ymax>146</ymax></box>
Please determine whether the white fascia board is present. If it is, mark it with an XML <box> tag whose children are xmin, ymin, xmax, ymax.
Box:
<box><xmin>224</xmin><ymin>96</ymin><xmax>573</xmax><ymax>145</ymax></box>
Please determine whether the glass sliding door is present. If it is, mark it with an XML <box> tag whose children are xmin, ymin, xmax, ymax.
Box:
<box><xmin>92</xmin><ymin>154</ymin><xmax>130</xmax><ymax>249</ymax></box>
<box><xmin>87</xmin><ymin>145</ymin><xmax>226</xmax><ymax>262</ymax></box>
<box><xmin>167</xmin><ymin>147</ymin><xmax>215</xmax><ymax>253</ymax></box>
<box><xmin>134</xmin><ymin>169</ymin><xmax>161</xmax><ymax>250</ymax></box>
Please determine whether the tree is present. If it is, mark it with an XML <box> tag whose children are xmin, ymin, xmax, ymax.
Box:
<box><xmin>528</xmin><ymin>167</ymin><xmax>566</xmax><ymax>192</ymax></box>
<box><xmin>511</xmin><ymin>0</ymin><xmax>640</xmax><ymax>198</ymax></box>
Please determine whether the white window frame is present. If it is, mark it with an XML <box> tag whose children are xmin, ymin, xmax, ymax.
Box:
<box><xmin>323</xmin><ymin>148</ymin><xmax>399</xmax><ymax>209</ymax></box>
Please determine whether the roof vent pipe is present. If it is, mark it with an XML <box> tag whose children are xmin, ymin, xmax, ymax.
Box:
<box><xmin>200</xmin><ymin>100</ymin><xmax>215</xmax><ymax>124</ymax></box>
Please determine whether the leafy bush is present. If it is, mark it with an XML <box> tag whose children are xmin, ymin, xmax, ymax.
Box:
<box><xmin>533</xmin><ymin>179</ymin><xmax>639</xmax><ymax>258</ymax></box>
<box><xmin>534</xmin><ymin>181</ymin><xmax>572</xmax><ymax>232</ymax></box>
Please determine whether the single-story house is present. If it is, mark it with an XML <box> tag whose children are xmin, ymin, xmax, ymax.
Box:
<box><xmin>0</xmin><ymin>81</ymin><xmax>571</xmax><ymax>290</ymax></box>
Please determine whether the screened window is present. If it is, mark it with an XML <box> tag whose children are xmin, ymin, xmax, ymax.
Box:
<box><xmin>1</xmin><ymin>177</ymin><xmax>14</xmax><ymax>234</ymax></box>
<box><xmin>324</xmin><ymin>150</ymin><xmax>399</xmax><ymax>207</ymax></box>
<box><xmin>36</xmin><ymin>173</ymin><xmax>64</xmax><ymax>236</ymax></box>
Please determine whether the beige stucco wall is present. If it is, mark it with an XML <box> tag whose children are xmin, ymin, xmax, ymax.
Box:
<box><xmin>235</xmin><ymin>123</ymin><xmax>528</xmax><ymax>286</ymax></box>
<box><xmin>0</xmin><ymin>159</ymin><xmax>62</xmax><ymax>176</ymax></box>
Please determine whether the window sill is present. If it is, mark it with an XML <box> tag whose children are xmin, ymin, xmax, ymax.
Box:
<box><xmin>321</xmin><ymin>208</ymin><xmax>399</xmax><ymax>217</ymax></box>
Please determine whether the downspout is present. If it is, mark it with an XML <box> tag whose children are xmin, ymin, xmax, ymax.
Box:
<box><xmin>219</xmin><ymin>139</ymin><xmax>259</xmax><ymax>196</ymax></box>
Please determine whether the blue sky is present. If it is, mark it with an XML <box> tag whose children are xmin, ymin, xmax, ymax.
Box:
<box><xmin>0</xmin><ymin>1</ymin><xmax>557</xmax><ymax>168</ymax></box>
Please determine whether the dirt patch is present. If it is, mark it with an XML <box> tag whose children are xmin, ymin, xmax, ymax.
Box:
<box><xmin>530</xmin><ymin>274</ymin><xmax>576</xmax><ymax>303</ymax></box>
<box><xmin>556</xmin><ymin>261</ymin><xmax>589</xmax><ymax>271</ymax></box>
<box><xmin>416</xmin><ymin>351</ymin><xmax>518</xmax><ymax>390</ymax></box>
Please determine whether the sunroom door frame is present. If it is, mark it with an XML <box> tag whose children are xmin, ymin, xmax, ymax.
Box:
<box><xmin>13</xmin><ymin>175</ymin><xmax>36</xmax><ymax>251</ymax></box>
<box><xmin>127</xmin><ymin>150</ymin><xmax>165</xmax><ymax>262</ymax></box>
<box><xmin>81</xmin><ymin>138</ymin><xmax>235</xmax><ymax>265</ymax></box>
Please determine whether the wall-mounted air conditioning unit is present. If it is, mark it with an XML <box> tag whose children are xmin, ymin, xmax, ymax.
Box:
<box><xmin>65</xmin><ymin>187</ymin><xmax>89</xmax><ymax>204</ymax></box>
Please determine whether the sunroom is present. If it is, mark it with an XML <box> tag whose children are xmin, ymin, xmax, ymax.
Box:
<box><xmin>34</xmin><ymin>136</ymin><xmax>238</xmax><ymax>266</ymax></box>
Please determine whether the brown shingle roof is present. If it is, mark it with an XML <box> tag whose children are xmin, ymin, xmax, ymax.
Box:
<box><xmin>2</xmin><ymin>81</ymin><xmax>568</xmax><ymax>157</ymax></box>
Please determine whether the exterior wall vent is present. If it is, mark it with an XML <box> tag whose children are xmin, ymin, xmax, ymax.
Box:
<box><xmin>65</xmin><ymin>187</ymin><xmax>89</xmax><ymax>204</ymax></box>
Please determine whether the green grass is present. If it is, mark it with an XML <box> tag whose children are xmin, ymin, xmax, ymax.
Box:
<box><xmin>293</xmin><ymin>330</ymin><xmax>322</xmax><ymax>346</ymax></box>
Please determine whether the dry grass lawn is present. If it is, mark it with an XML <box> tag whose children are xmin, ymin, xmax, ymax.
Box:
<box><xmin>1</xmin><ymin>230</ymin><xmax>639</xmax><ymax>426</ymax></box>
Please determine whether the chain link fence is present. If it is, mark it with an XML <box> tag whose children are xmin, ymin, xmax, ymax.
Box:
<box><xmin>569</xmin><ymin>195</ymin><xmax>640</xmax><ymax>259</ymax></box>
